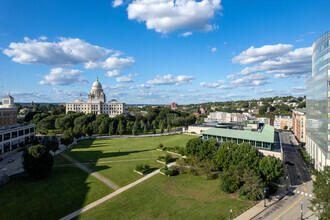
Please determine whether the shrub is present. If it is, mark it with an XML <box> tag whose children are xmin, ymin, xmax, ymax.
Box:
<box><xmin>135</xmin><ymin>164</ymin><xmax>150</xmax><ymax>173</ymax></box>
<box><xmin>164</xmin><ymin>154</ymin><xmax>174</xmax><ymax>163</ymax></box>
<box><xmin>158</xmin><ymin>143</ymin><xmax>164</xmax><ymax>149</ymax></box>
<box><xmin>164</xmin><ymin>166</ymin><xmax>179</xmax><ymax>176</ymax></box>
<box><xmin>219</xmin><ymin>171</ymin><xmax>240</xmax><ymax>193</ymax></box>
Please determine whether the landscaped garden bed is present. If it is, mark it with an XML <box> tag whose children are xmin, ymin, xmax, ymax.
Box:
<box><xmin>134</xmin><ymin>164</ymin><xmax>151</xmax><ymax>175</ymax></box>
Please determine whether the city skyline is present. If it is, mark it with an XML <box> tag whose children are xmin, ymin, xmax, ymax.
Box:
<box><xmin>1</xmin><ymin>0</ymin><xmax>329</xmax><ymax>104</ymax></box>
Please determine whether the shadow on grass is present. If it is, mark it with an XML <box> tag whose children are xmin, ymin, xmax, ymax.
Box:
<box><xmin>0</xmin><ymin>142</ymin><xmax>114</xmax><ymax>220</ymax></box>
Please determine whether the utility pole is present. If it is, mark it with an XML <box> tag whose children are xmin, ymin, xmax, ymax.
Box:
<box><xmin>300</xmin><ymin>201</ymin><xmax>303</xmax><ymax>220</ymax></box>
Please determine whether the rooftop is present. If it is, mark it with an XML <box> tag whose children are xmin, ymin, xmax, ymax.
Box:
<box><xmin>202</xmin><ymin>123</ymin><xmax>275</xmax><ymax>143</ymax></box>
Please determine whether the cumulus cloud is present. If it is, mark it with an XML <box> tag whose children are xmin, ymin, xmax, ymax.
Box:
<box><xmin>105</xmin><ymin>69</ymin><xmax>122</xmax><ymax>77</ymax></box>
<box><xmin>230</xmin><ymin>73</ymin><xmax>272</xmax><ymax>87</ymax></box>
<box><xmin>112</xmin><ymin>0</ymin><xmax>123</xmax><ymax>7</ymax></box>
<box><xmin>84</xmin><ymin>53</ymin><xmax>135</xmax><ymax>69</ymax></box>
<box><xmin>200</xmin><ymin>80</ymin><xmax>225</xmax><ymax>88</ymax></box>
<box><xmin>181</xmin><ymin>32</ymin><xmax>193</xmax><ymax>37</ymax></box>
<box><xmin>211</xmin><ymin>47</ymin><xmax>217</xmax><ymax>52</ymax></box>
<box><xmin>3</xmin><ymin>37</ymin><xmax>110</xmax><ymax>66</ymax></box>
<box><xmin>125</xmin><ymin>0</ymin><xmax>222</xmax><ymax>33</ymax></box>
<box><xmin>3</xmin><ymin>37</ymin><xmax>135</xmax><ymax>70</ymax></box>
<box><xmin>237</xmin><ymin>47</ymin><xmax>312</xmax><ymax>78</ymax></box>
<box><xmin>147</xmin><ymin>74</ymin><xmax>195</xmax><ymax>85</ymax></box>
<box><xmin>232</xmin><ymin>44</ymin><xmax>293</xmax><ymax>65</ymax></box>
<box><xmin>39</xmin><ymin>68</ymin><xmax>87</xmax><ymax>86</ymax></box>
<box><xmin>116</xmin><ymin>73</ymin><xmax>137</xmax><ymax>82</ymax></box>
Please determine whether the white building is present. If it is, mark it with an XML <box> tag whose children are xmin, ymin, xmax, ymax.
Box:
<box><xmin>0</xmin><ymin>94</ymin><xmax>35</xmax><ymax>155</ymax></box>
<box><xmin>204</xmin><ymin>112</ymin><xmax>247</xmax><ymax>123</ymax></box>
<box><xmin>66</xmin><ymin>77</ymin><xmax>125</xmax><ymax>117</ymax></box>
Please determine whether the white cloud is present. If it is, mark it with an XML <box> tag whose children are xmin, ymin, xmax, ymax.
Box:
<box><xmin>226</xmin><ymin>74</ymin><xmax>235</xmax><ymax>79</ymax></box>
<box><xmin>230</xmin><ymin>73</ymin><xmax>272</xmax><ymax>87</ymax></box>
<box><xmin>84</xmin><ymin>53</ymin><xmax>135</xmax><ymax>69</ymax></box>
<box><xmin>126</xmin><ymin>0</ymin><xmax>222</xmax><ymax>33</ymax></box>
<box><xmin>211</xmin><ymin>47</ymin><xmax>217</xmax><ymax>52</ymax></box>
<box><xmin>3</xmin><ymin>37</ymin><xmax>135</xmax><ymax>70</ymax></box>
<box><xmin>112</xmin><ymin>0</ymin><xmax>123</xmax><ymax>7</ymax></box>
<box><xmin>232</xmin><ymin>44</ymin><xmax>293</xmax><ymax>65</ymax></box>
<box><xmin>105</xmin><ymin>69</ymin><xmax>122</xmax><ymax>77</ymax></box>
<box><xmin>200</xmin><ymin>80</ymin><xmax>225</xmax><ymax>88</ymax></box>
<box><xmin>3</xmin><ymin>37</ymin><xmax>110</xmax><ymax>66</ymax></box>
<box><xmin>116</xmin><ymin>73</ymin><xmax>137</xmax><ymax>82</ymax></box>
<box><xmin>147</xmin><ymin>74</ymin><xmax>195</xmax><ymax>85</ymax></box>
<box><xmin>181</xmin><ymin>32</ymin><xmax>193</xmax><ymax>37</ymax></box>
<box><xmin>39</xmin><ymin>68</ymin><xmax>87</xmax><ymax>86</ymax></box>
<box><xmin>237</xmin><ymin>47</ymin><xmax>312</xmax><ymax>78</ymax></box>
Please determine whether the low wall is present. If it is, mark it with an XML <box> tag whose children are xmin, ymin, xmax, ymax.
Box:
<box><xmin>258</xmin><ymin>149</ymin><xmax>283</xmax><ymax>160</ymax></box>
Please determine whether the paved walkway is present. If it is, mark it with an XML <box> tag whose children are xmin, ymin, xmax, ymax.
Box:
<box><xmin>61</xmin><ymin>154</ymin><xmax>119</xmax><ymax>190</ymax></box>
<box><xmin>60</xmin><ymin>162</ymin><xmax>176</xmax><ymax>220</ymax></box>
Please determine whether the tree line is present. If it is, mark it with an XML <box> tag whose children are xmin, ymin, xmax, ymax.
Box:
<box><xmin>27</xmin><ymin>107</ymin><xmax>196</xmax><ymax>137</ymax></box>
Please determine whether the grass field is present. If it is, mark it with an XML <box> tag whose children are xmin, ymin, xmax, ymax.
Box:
<box><xmin>0</xmin><ymin>167</ymin><xmax>113</xmax><ymax>220</ymax></box>
<box><xmin>76</xmin><ymin>174</ymin><xmax>255</xmax><ymax>220</ymax></box>
<box><xmin>62</xmin><ymin>134</ymin><xmax>196</xmax><ymax>187</ymax></box>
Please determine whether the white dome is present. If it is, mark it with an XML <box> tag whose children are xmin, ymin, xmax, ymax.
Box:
<box><xmin>92</xmin><ymin>76</ymin><xmax>102</xmax><ymax>89</ymax></box>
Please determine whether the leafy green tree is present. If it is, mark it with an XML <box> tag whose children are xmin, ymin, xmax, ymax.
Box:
<box><xmin>143</xmin><ymin>124</ymin><xmax>148</xmax><ymax>134</ymax></box>
<box><xmin>214</xmin><ymin>141</ymin><xmax>237</xmax><ymax>171</ymax></box>
<box><xmin>132</xmin><ymin>121</ymin><xmax>138</xmax><ymax>135</ymax></box>
<box><xmin>109</xmin><ymin>122</ymin><xmax>115</xmax><ymax>136</ymax></box>
<box><xmin>49</xmin><ymin>136</ymin><xmax>59</xmax><ymax>155</ymax></box>
<box><xmin>98</xmin><ymin>121</ymin><xmax>108</xmax><ymax>135</ymax></box>
<box><xmin>238</xmin><ymin>168</ymin><xmax>263</xmax><ymax>200</ymax></box>
<box><xmin>259</xmin><ymin>156</ymin><xmax>284</xmax><ymax>182</ymax></box>
<box><xmin>117</xmin><ymin>119</ymin><xmax>124</xmax><ymax>135</ymax></box>
<box><xmin>22</xmin><ymin>145</ymin><xmax>54</xmax><ymax>177</ymax></box>
<box><xmin>73</xmin><ymin>126</ymin><xmax>83</xmax><ymax>139</ymax></box>
<box><xmin>86</xmin><ymin>124</ymin><xmax>93</xmax><ymax>136</ymax></box>
<box><xmin>219</xmin><ymin>170</ymin><xmax>240</xmax><ymax>193</ymax></box>
<box><xmin>310</xmin><ymin>167</ymin><xmax>330</xmax><ymax>219</ymax></box>
<box><xmin>185</xmin><ymin>138</ymin><xmax>203</xmax><ymax>156</ymax></box>
<box><xmin>199</xmin><ymin>139</ymin><xmax>218</xmax><ymax>161</ymax></box>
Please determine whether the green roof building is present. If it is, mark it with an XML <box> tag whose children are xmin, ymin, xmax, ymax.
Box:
<box><xmin>201</xmin><ymin>121</ymin><xmax>276</xmax><ymax>150</ymax></box>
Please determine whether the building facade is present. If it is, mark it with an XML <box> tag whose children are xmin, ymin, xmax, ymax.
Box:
<box><xmin>204</xmin><ymin>111</ymin><xmax>247</xmax><ymax>123</ymax></box>
<box><xmin>0</xmin><ymin>94</ymin><xmax>35</xmax><ymax>155</ymax></box>
<box><xmin>66</xmin><ymin>77</ymin><xmax>125</xmax><ymax>117</ymax></box>
<box><xmin>292</xmin><ymin>109</ymin><xmax>306</xmax><ymax>143</ymax></box>
<box><xmin>306</xmin><ymin>30</ymin><xmax>330</xmax><ymax>171</ymax></box>
<box><xmin>0</xmin><ymin>94</ymin><xmax>17</xmax><ymax>127</ymax></box>
<box><xmin>274</xmin><ymin>116</ymin><xmax>292</xmax><ymax>130</ymax></box>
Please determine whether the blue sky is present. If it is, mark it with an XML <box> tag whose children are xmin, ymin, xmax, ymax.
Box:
<box><xmin>0</xmin><ymin>0</ymin><xmax>329</xmax><ymax>104</ymax></box>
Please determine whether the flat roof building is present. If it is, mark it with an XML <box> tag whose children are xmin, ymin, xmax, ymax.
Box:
<box><xmin>201</xmin><ymin>121</ymin><xmax>282</xmax><ymax>159</ymax></box>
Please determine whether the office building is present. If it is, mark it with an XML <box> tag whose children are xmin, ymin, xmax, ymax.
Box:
<box><xmin>204</xmin><ymin>111</ymin><xmax>247</xmax><ymax>123</ymax></box>
<box><xmin>292</xmin><ymin>109</ymin><xmax>306</xmax><ymax>143</ymax></box>
<box><xmin>306</xmin><ymin>30</ymin><xmax>330</xmax><ymax>171</ymax></box>
<box><xmin>274</xmin><ymin>116</ymin><xmax>292</xmax><ymax>130</ymax></box>
<box><xmin>0</xmin><ymin>94</ymin><xmax>35</xmax><ymax>155</ymax></box>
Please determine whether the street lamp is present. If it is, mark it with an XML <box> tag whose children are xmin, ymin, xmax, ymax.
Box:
<box><xmin>230</xmin><ymin>209</ymin><xmax>232</xmax><ymax>220</ymax></box>
<box><xmin>264</xmin><ymin>189</ymin><xmax>267</xmax><ymax>207</ymax></box>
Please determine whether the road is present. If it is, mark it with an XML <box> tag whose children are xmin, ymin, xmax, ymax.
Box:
<box><xmin>253</xmin><ymin>132</ymin><xmax>316</xmax><ymax>220</ymax></box>
<box><xmin>0</xmin><ymin>150</ymin><xmax>24</xmax><ymax>176</ymax></box>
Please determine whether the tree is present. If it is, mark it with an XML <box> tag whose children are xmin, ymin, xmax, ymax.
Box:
<box><xmin>283</xmin><ymin>125</ymin><xmax>288</xmax><ymax>130</ymax></box>
<box><xmin>49</xmin><ymin>136</ymin><xmax>59</xmax><ymax>155</ymax></box>
<box><xmin>219</xmin><ymin>170</ymin><xmax>240</xmax><ymax>193</ymax></box>
<box><xmin>185</xmin><ymin>138</ymin><xmax>203</xmax><ymax>157</ymax></box>
<box><xmin>238</xmin><ymin>168</ymin><xmax>263</xmax><ymax>200</ymax></box>
<box><xmin>109</xmin><ymin>122</ymin><xmax>115</xmax><ymax>136</ymax></box>
<box><xmin>117</xmin><ymin>119</ymin><xmax>124</xmax><ymax>135</ymax></box>
<box><xmin>132</xmin><ymin>121</ymin><xmax>138</xmax><ymax>135</ymax></box>
<box><xmin>143</xmin><ymin>123</ymin><xmax>148</xmax><ymax>134</ymax></box>
<box><xmin>22</xmin><ymin>145</ymin><xmax>54</xmax><ymax>177</ymax></box>
<box><xmin>214</xmin><ymin>141</ymin><xmax>237</xmax><ymax>171</ymax></box>
<box><xmin>310</xmin><ymin>167</ymin><xmax>330</xmax><ymax>219</ymax></box>
<box><xmin>259</xmin><ymin>156</ymin><xmax>284</xmax><ymax>182</ymax></box>
<box><xmin>86</xmin><ymin>124</ymin><xmax>93</xmax><ymax>136</ymax></box>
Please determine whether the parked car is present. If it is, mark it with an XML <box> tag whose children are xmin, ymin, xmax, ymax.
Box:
<box><xmin>0</xmin><ymin>157</ymin><xmax>3</xmax><ymax>162</ymax></box>
<box><xmin>8</xmin><ymin>159</ymin><xmax>14</xmax><ymax>163</ymax></box>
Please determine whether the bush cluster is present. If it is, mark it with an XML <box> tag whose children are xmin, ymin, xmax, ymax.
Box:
<box><xmin>135</xmin><ymin>164</ymin><xmax>150</xmax><ymax>173</ymax></box>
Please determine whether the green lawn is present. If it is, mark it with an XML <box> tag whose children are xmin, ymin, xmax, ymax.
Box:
<box><xmin>0</xmin><ymin>167</ymin><xmax>113</xmax><ymax>220</ymax></box>
<box><xmin>88</xmin><ymin>159</ymin><xmax>164</xmax><ymax>187</ymax></box>
<box><xmin>63</xmin><ymin>134</ymin><xmax>195</xmax><ymax>187</ymax></box>
<box><xmin>77</xmin><ymin>174</ymin><xmax>255</xmax><ymax>220</ymax></box>
<box><xmin>66</xmin><ymin>134</ymin><xmax>195</xmax><ymax>163</ymax></box>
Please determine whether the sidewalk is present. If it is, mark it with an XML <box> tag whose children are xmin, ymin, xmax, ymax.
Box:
<box><xmin>234</xmin><ymin>183</ymin><xmax>288</xmax><ymax>220</ymax></box>
<box><xmin>61</xmin><ymin>153</ymin><xmax>119</xmax><ymax>190</ymax></box>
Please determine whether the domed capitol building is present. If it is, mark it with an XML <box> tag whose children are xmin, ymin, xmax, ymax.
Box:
<box><xmin>66</xmin><ymin>77</ymin><xmax>125</xmax><ymax>117</ymax></box>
